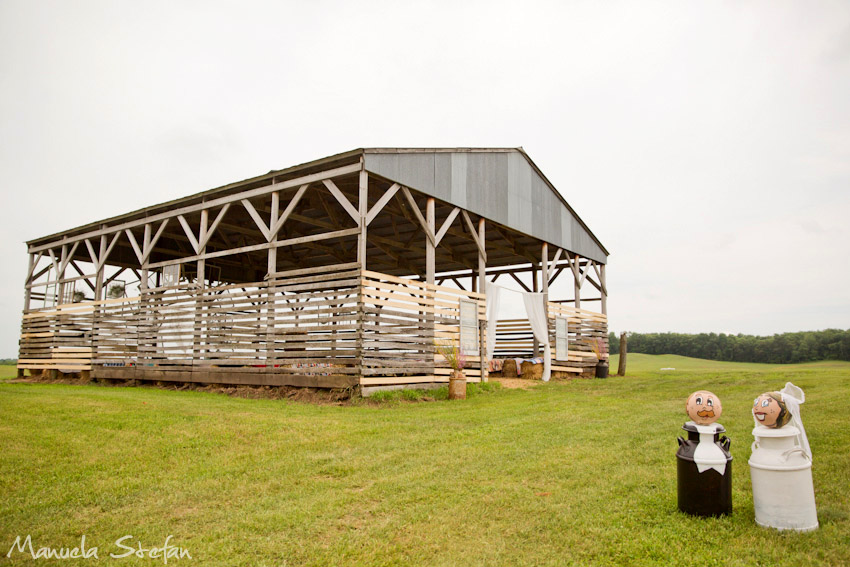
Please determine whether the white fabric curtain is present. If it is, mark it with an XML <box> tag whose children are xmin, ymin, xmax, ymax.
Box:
<box><xmin>522</xmin><ymin>292</ymin><xmax>551</xmax><ymax>382</ymax></box>
<box><xmin>485</xmin><ymin>282</ymin><xmax>502</xmax><ymax>359</ymax></box>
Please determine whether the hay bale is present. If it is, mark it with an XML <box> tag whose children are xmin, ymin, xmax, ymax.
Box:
<box><xmin>501</xmin><ymin>358</ymin><xmax>518</xmax><ymax>377</ymax></box>
<box><xmin>521</xmin><ymin>361</ymin><xmax>544</xmax><ymax>380</ymax></box>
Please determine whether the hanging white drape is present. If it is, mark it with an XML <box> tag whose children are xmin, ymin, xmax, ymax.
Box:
<box><xmin>522</xmin><ymin>292</ymin><xmax>551</xmax><ymax>382</ymax></box>
<box><xmin>485</xmin><ymin>282</ymin><xmax>502</xmax><ymax>359</ymax></box>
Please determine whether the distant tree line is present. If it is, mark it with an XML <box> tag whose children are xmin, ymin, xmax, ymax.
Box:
<box><xmin>606</xmin><ymin>329</ymin><xmax>850</xmax><ymax>364</ymax></box>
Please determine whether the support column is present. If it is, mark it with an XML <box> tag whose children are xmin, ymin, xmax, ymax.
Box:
<box><xmin>141</xmin><ymin>224</ymin><xmax>151</xmax><ymax>292</ymax></box>
<box><xmin>23</xmin><ymin>252</ymin><xmax>35</xmax><ymax>312</ymax></box>
<box><xmin>139</xmin><ymin>224</ymin><xmax>152</xmax><ymax>367</ymax></box>
<box><xmin>478</xmin><ymin>219</ymin><xmax>487</xmax><ymax>382</ymax></box>
<box><xmin>358</xmin><ymin>168</ymin><xmax>368</xmax><ymax>270</ymax></box>
<box><xmin>193</xmin><ymin>209</ymin><xmax>209</xmax><ymax>364</ymax></box>
<box><xmin>57</xmin><ymin>244</ymin><xmax>68</xmax><ymax>305</ymax></box>
<box><xmin>424</xmin><ymin>197</ymin><xmax>436</xmax><ymax>378</ymax></box>
<box><xmin>425</xmin><ymin>197</ymin><xmax>435</xmax><ymax>284</ymax></box>
<box><xmin>600</xmin><ymin>263</ymin><xmax>607</xmax><ymax>316</ymax></box>
<box><xmin>266</xmin><ymin>192</ymin><xmax>279</xmax><ymax>369</ymax></box>
<box><xmin>95</xmin><ymin>234</ymin><xmax>107</xmax><ymax>301</ymax></box>
<box><xmin>541</xmin><ymin>242</ymin><xmax>549</xmax><ymax>362</ymax></box>
<box><xmin>532</xmin><ymin>263</ymin><xmax>539</xmax><ymax>357</ymax></box>
<box><xmin>356</xmin><ymin>168</ymin><xmax>369</xmax><ymax>386</ymax></box>
<box><xmin>574</xmin><ymin>256</ymin><xmax>582</xmax><ymax>310</ymax></box>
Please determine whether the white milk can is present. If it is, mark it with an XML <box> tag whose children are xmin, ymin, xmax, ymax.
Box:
<box><xmin>749</xmin><ymin>425</ymin><xmax>818</xmax><ymax>531</ymax></box>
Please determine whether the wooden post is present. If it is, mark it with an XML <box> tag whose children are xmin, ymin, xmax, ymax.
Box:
<box><xmin>358</xmin><ymin>167</ymin><xmax>368</xmax><ymax>270</ymax></box>
<box><xmin>268</xmin><ymin>192</ymin><xmax>279</xmax><ymax>277</ymax></box>
<box><xmin>532</xmin><ymin>264</ymin><xmax>539</xmax><ymax>357</ymax></box>
<box><xmin>356</xmin><ymin>168</ymin><xmax>368</xmax><ymax>386</ymax></box>
<box><xmin>23</xmin><ymin>253</ymin><xmax>35</xmax><ymax>311</ymax></box>
<box><xmin>478</xmin><ymin>218</ymin><xmax>487</xmax><ymax>382</ymax></box>
<box><xmin>57</xmin><ymin>244</ymin><xmax>68</xmax><ymax>305</ymax></box>
<box><xmin>267</xmin><ymin>192</ymin><xmax>279</xmax><ymax>370</ymax></box>
<box><xmin>193</xmin><ymin>209</ymin><xmax>209</xmax><ymax>364</ymax></box>
<box><xmin>617</xmin><ymin>332</ymin><xmax>627</xmax><ymax>376</ymax></box>
<box><xmin>95</xmin><ymin>234</ymin><xmax>107</xmax><ymax>301</ymax></box>
<box><xmin>141</xmin><ymin>224</ymin><xmax>151</xmax><ymax>291</ymax></box>
<box><xmin>600</xmin><ymin>264</ymin><xmax>607</xmax><ymax>316</ymax></box>
<box><xmin>541</xmin><ymin>242</ymin><xmax>549</xmax><ymax>363</ymax></box>
<box><xmin>139</xmin><ymin>223</ymin><xmax>152</xmax><ymax>367</ymax></box>
<box><xmin>425</xmin><ymin>197</ymin><xmax>435</xmax><ymax>284</ymax></box>
<box><xmin>574</xmin><ymin>258</ymin><xmax>581</xmax><ymax>310</ymax></box>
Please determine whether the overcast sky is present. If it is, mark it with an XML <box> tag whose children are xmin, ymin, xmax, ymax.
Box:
<box><xmin>1</xmin><ymin>1</ymin><xmax>848</xmax><ymax>357</ymax></box>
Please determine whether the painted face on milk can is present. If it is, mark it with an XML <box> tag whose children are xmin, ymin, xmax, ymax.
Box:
<box><xmin>753</xmin><ymin>393</ymin><xmax>791</xmax><ymax>428</ymax></box>
<box><xmin>686</xmin><ymin>391</ymin><xmax>722</xmax><ymax>425</ymax></box>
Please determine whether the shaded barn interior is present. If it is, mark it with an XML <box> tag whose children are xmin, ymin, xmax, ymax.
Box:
<box><xmin>18</xmin><ymin>148</ymin><xmax>609</xmax><ymax>391</ymax></box>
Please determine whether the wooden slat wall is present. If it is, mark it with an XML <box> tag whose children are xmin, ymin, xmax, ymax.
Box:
<box><xmin>547</xmin><ymin>303</ymin><xmax>608</xmax><ymax>373</ymax></box>
<box><xmin>359</xmin><ymin>270</ymin><xmax>486</xmax><ymax>386</ymax></box>
<box><xmin>18</xmin><ymin>266</ymin><xmax>492</xmax><ymax>389</ymax></box>
<box><xmin>93</xmin><ymin>297</ymin><xmax>141</xmax><ymax>364</ymax></box>
<box><xmin>489</xmin><ymin>306</ymin><xmax>608</xmax><ymax>374</ymax></box>
<box><xmin>137</xmin><ymin>285</ymin><xmax>198</xmax><ymax>366</ymax></box>
<box><xmin>265</xmin><ymin>267</ymin><xmax>361</xmax><ymax>377</ymax></box>
<box><xmin>19</xmin><ymin>302</ymin><xmax>97</xmax><ymax>371</ymax></box>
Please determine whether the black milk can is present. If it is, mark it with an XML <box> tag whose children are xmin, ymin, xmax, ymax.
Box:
<box><xmin>676</xmin><ymin>422</ymin><xmax>733</xmax><ymax>516</ymax></box>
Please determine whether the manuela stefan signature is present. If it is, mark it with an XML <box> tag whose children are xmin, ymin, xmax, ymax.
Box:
<box><xmin>6</xmin><ymin>534</ymin><xmax>191</xmax><ymax>562</ymax></box>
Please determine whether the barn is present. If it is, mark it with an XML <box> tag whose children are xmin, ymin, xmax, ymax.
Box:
<box><xmin>18</xmin><ymin>148</ymin><xmax>609</xmax><ymax>393</ymax></box>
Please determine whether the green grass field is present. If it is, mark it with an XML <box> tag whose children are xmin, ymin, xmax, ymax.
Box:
<box><xmin>1</xmin><ymin>356</ymin><xmax>848</xmax><ymax>566</ymax></box>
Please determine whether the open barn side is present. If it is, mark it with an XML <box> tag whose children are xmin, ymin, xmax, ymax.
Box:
<box><xmin>18</xmin><ymin>149</ymin><xmax>610</xmax><ymax>391</ymax></box>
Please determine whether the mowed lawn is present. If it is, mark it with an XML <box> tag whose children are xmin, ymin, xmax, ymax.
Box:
<box><xmin>1</xmin><ymin>357</ymin><xmax>848</xmax><ymax>566</ymax></box>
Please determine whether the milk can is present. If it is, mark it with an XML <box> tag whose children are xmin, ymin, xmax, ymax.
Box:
<box><xmin>676</xmin><ymin>391</ymin><xmax>733</xmax><ymax>517</ymax></box>
<box><xmin>677</xmin><ymin>422</ymin><xmax>733</xmax><ymax>516</ymax></box>
<box><xmin>749</xmin><ymin>383</ymin><xmax>818</xmax><ymax>532</ymax></box>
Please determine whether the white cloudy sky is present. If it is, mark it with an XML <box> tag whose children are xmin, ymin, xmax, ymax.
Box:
<box><xmin>1</xmin><ymin>1</ymin><xmax>848</xmax><ymax>357</ymax></box>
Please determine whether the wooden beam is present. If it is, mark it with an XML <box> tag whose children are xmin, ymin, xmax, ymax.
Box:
<box><xmin>143</xmin><ymin>219</ymin><xmax>170</xmax><ymax>264</ymax></box>
<box><xmin>177</xmin><ymin>214</ymin><xmax>201</xmax><ymax>253</ymax></box>
<box><xmin>69</xmin><ymin>261</ymin><xmax>96</xmax><ymax>292</ymax></box>
<box><xmin>146</xmin><ymin>227</ymin><xmax>361</xmax><ymax>270</ymax></box>
<box><xmin>358</xmin><ymin>168</ymin><xmax>368</xmax><ymax>269</ymax></box>
<box><xmin>59</xmin><ymin>241</ymin><xmax>79</xmax><ymax>274</ymax></box>
<box><xmin>400</xmin><ymin>186</ymin><xmax>435</xmax><ymax>246</ymax></box>
<box><xmin>269</xmin><ymin>184</ymin><xmax>308</xmax><ymax>237</ymax></box>
<box><xmin>365</xmin><ymin>183</ymin><xmax>400</xmax><ymax>226</ymax></box>
<box><xmin>322</xmin><ymin>179</ymin><xmax>360</xmax><ymax>223</ymax></box>
<box><xmin>199</xmin><ymin>203</ymin><xmax>231</xmax><ymax>249</ymax></box>
<box><xmin>98</xmin><ymin>231</ymin><xmax>122</xmax><ymax>269</ymax></box>
<box><xmin>125</xmin><ymin>229</ymin><xmax>144</xmax><ymax>264</ymax></box>
<box><xmin>548</xmin><ymin>266</ymin><xmax>565</xmax><ymax>287</ymax></box>
<box><xmin>509</xmin><ymin>271</ymin><xmax>531</xmax><ymax>293</ymax></box>
<box><xmin>267</xmin><ymin>191</ymin><xmax>279</xmax><ymax>276</ymax></box>
<box><xmin>26</xmin><ymin>252</ymin><xmax>44</xmax><ymax>283</ymax></box>
<box><xmin>426</xmin><ymin>198</ymin><xmax>435</xmax><ymax>284</ymax></box>
<box><xmin>478</xmin><ymin>217</ymin><xmax>487</xmax><ymax>382</ymax></box>
<box><xmin>239</xmin><ymin>199</ymin><xmax>271</xmax><ymax>241</ymax></box>
<box><xmin>461</xmin><ymin>210</ymin><xmax>487</xmax><ymax>261</ymax></box>
<box><xmin>84</xmin><ymin>239</ymin><xmax>98</xmax><ymax>266</ymax></box>
<box><xmin>600</xmin><ymin>264</ymin><xmax>607</xmax><ymax>315</ymax></box>
<box><xmin>434</xmin><ymin>207</ymin><xmax>460</xmax><ymax>246</ymax></box>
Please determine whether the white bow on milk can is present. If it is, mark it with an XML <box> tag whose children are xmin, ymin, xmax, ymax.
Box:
<box><xmin>749</xmin><ymin>382</ymin><xmax>818</xmax><ymax>532</ymax></box>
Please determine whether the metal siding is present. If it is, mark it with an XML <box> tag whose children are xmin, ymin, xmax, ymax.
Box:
<box><xmin>560</xmin><ymin>208</ymin><xmax>573</xmax><ymax>250</ymax></box>
<box><xmin>433</xmin><ymin>153</ymin><xmax>452</xmax><ymax>202</ymax></box>
<box><xmin>364</xmin><ymin>149</ymin><xmax>607</xmax><ymax>263</ymax></box>
<box><xmin>450</xmin><ymin>153</ymin><xmax>468</xmax><ymax>209</ymax></box>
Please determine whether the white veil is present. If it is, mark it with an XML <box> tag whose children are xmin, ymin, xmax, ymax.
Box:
<box><xmin>780</xmin><ymin>382</ymin><xmax>812</xmax><ymax>459</ymax></box>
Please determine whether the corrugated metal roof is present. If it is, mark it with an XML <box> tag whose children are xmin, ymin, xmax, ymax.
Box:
<box><xmin>362</xmin><ymin>148</ymin><xmax>608</xmax><ymax>262</ymax></box>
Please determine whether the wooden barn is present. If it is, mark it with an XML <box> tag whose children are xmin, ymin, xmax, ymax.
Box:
<box><xmin>17</xmin><ymin>148</ymin><xmax>609</xmax><ymax>393</ymax></box>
